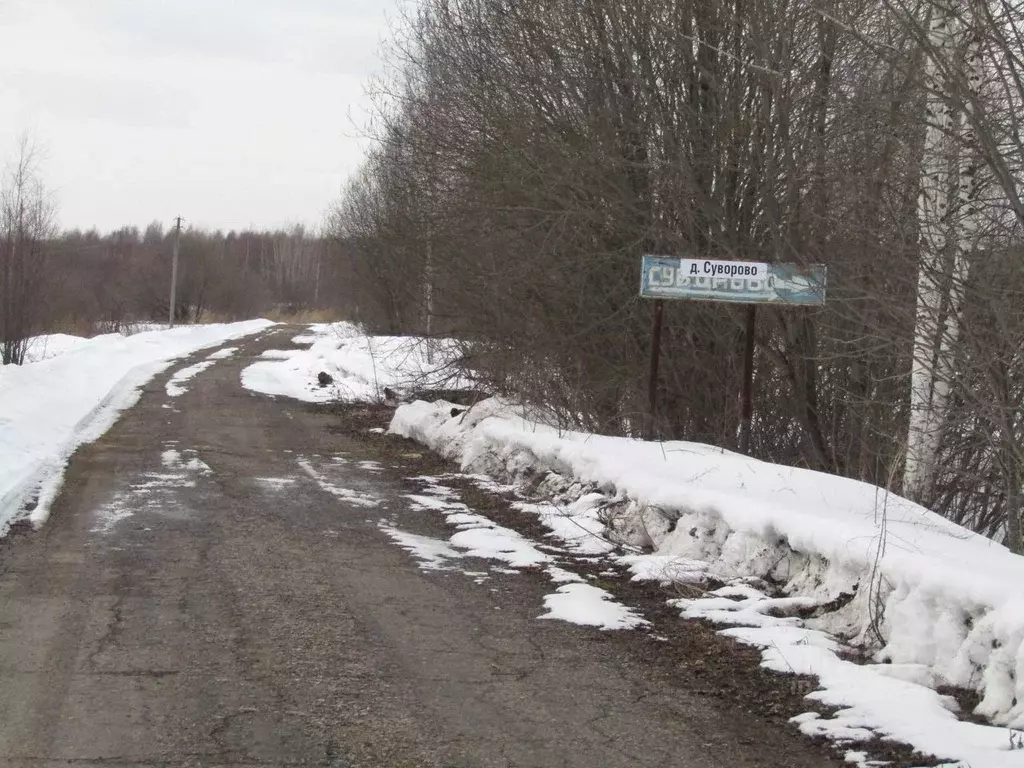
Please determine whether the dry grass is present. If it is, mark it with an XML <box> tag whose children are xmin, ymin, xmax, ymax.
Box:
<box><xmin>252</xmin><ymin>308</ymin><xmax>346</xmax><ymax>324</ymax></box>
<box><xmin>41</xmin><ymin>317</ymin><xmax>97</xmax><ymax>337</ymax></box>
<box><xmin>40</xmin><ymin>317</ymin><xmax>157</xmax><ymax>338</ymax></box>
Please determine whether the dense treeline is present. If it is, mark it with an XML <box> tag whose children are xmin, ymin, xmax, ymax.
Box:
<box><xmin>330</xmin><ymin>0</ymin><xmax>1024</xmax><ymax>546</ymax></box>
<box><xmin>45</xmin><ymin>223</ymin><xmax>347</xmax><ymax>332</ymax></box>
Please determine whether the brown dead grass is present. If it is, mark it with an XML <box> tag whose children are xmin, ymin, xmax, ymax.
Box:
<box><xmin>259</xmin><ymin>308</ymin><xmax>346</xmax><ymax>324</ymax></box>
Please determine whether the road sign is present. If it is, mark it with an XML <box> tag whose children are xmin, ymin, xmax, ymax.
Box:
<box><xmin>640</xmin><ymin>256</ymin><xmax>826</xmax><ymax>305</ymax></box>
<box><xmin>639</xmin><ymin>255</ymin><xmax>828</xmax><ymax>453</ymax></box>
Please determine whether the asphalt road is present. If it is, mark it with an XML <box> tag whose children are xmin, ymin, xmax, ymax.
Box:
<box><xmin>0</xmin><ymin>328</ymin><xmax>834</xmax><ymax>767</ymax></box>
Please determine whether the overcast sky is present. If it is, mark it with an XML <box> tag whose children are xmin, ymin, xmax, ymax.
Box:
<box><xmin>0</xmin><ymin>0</ymin><xmax>400</xmax><ymax>234</ymax></box>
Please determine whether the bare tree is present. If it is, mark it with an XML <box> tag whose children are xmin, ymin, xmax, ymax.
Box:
<box><xmin>0</xmin><ymin>137</ymin><xmax>56</xmax><ymax>365</ymax></box>
<box><xmin>330</xmin><ymin>0</ymin><xmax>1024</xmax><ymax>546</ymax></box>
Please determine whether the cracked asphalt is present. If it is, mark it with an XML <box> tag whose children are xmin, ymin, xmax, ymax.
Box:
<box><xmin>0</xmin><ymin>328</ymin><xmax>835</xmax><ymax>767</ymax></box>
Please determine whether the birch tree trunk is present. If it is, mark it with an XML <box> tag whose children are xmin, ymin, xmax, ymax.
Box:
<box><xmin>905</xmin><ymin>1</ymin><xmax>974</xmax><ymax>502</ymax></box>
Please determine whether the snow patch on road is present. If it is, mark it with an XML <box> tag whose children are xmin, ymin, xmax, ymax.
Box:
<box><xmin>260</xmin><ymin>349</ymin><xmax>301</xmax><ymax>360</ymax></box>
<box><xmin>207</xmin><ymin>347</ymin><xmax>238</xmax><ymax>360</ymax></box>
<box><xmin>165</xmin><ymin>360</ymin><xmax>216</xmax><ymax>397</ymax></box>
<box><xmin>379</xmin><ymin>523</ymin><xmax>464</xmax><ymax>570</ymax></box>
<box><xmin>255</xmin><ymin>476</ymin><xmax>297</xmax><ymax>490</ymax></box>
<box><xmin>540</xmin><ymin>582</ymin><xmax>647</xmax><ymax>630</ymax></box>
<box><xmin>297</xmin><ymin>457</ymin><xmax>382</xmax><ymax>508</ymax></box>
<box><xmin>91</xmin><ymin>446</ymin><xmax>213</xmax><ymax>534</ymax></box>
<box><xmin>91</xmin><ymin>496</ymin><xmax>135</xmax><ymax>534</ymax></box>
<box><xmin>403</xmin><ymin>479</ymin><xmax>552</xmax><ymax>568</ymax></box>
<box><xmin>388</xmin><ymin>476</ymin><xmax>642</xmax><ymax>631</ymax></box>
<box><xmin>161</xmin><ymin>448</ymin><xmax>211</xmax><ymax>474</ymax></box>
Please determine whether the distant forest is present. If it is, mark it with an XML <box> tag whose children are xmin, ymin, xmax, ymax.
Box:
<box><xmin>0</xmin><ymin>142</ymin><xmax>391</xmax><ymax>351</ymax></box>
<box><xmin>45</xmin><ymin>223</ymin><xmax>352</xmax><ymax>332</ymax></box>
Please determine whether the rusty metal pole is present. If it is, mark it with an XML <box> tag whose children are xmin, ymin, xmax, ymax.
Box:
<box><xmin>646</xmin><ymin>299</ymin><xmax>665</xmax><ymax>440</ymax></box>
<box><xmin>738</xmin><ymin>304</ymin><xmax>756</xmax><ymax>454</ymax></box>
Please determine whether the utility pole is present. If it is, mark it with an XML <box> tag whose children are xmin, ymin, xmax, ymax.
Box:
<box><xmin>313</xmin><ymin>241</ymin><xmax>322</xmax><ymax>307</ymax></box>
<box><xmin>169</xmin><ymin>216</ymin><xmax>183</xmax><ymax>328</ymax></box>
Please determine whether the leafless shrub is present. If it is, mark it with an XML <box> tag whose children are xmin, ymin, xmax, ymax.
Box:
<box><xmin>0</xmin><ymin>137</ymin><xmax>56</xmax><ymax>365</ymax></box>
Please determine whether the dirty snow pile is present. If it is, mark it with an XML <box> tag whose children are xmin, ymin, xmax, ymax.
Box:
<box><xmin>241</xmin><ymin>322</ymin><xmax>466</xmax><ymax>403</ymax></box>
<box><xmin>391</xmin><ymin>396</ymin><xmax>1024</xmax><ymax>767</ymax></box>
<box><xmin>0</xmin><ymin>320</ymin><xmax>274</xmax><ymax>535</ymax></box>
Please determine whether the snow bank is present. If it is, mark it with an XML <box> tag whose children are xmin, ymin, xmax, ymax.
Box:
<box><xmin>391</xmin><ymin>397</ymin><xmax>1024</xmax><ymax>765</ymax></box>
<box><xmin>23</xmin><ymin>333</ymin><xmax>94</xmax><ymax>363</ymax></box>
<box><xmin>22</xmin><ymin>325</ymin><xmax>174</xmax><ymax>364</ymax></box>
<box><xmin>241</xmin><ymin>322</ymin><xmax>467</xmax><ymax>403</ymax></box>
<box><xmin>0</xmin><ymin>320</ymin><xmax>274</xmax><ymax>534</ymax></box>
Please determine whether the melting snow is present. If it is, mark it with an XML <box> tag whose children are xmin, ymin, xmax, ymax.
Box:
<box><xmin>540</xmin><ymin>583</ymin><xmax>647</xmax><ymax>630</ymax></box>
<box><xmin>91</xmin><ymin>445</ymin><xmax>213</xmax><ymax>534</ymax></box>
<box><xmin>390</xmin><ymin>395</ymin><xmax>1024</xmax><ymax>767</ymax></box>
<box><xmin>386</xmin><ymin>476</ymin><xmax>643</xmax><ymax>631</ymax></box>
<box><xmin>378</xmin><ymin>523</ymin><xmax>464</xmax><ymax>570</ymax></box>
<box><xmin>165</xmin><ymin>360</ymin><xmax>216</xmax><ymax>397</ymax></box>
<box><xmin>297</xmin><ymin>458</ymin><xmax>382</xmax><ymax>508</ymax></box>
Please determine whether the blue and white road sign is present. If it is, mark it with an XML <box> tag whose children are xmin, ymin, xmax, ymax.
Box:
<box><xmin>639</xmin><ymin>256</ymin><xmax>826</xmax><ymax>305</ymax></box>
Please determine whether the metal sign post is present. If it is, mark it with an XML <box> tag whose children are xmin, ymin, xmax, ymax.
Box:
<box><xmin>639</xmin><ymin>256</ymin><xmax>827</xmax><ymax>451</ymax></box>
<box><xmin>739</xmin><ymin>304</ymin><xmax>757</xmax><ymax>454</ymax></box>
<box><xmin>646</xmin><ymin>299</ymin><xmax>665</xmax><ymax>439</ymax></box>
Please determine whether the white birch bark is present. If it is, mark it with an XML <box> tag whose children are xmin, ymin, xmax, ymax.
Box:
<box><xmin>905</xmin><ymin>2</ymin><xmax>972</xmax><ymax>502</ymax></box>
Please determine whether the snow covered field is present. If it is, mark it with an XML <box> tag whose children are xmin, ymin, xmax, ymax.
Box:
<box><xmin>0</xmin><ymin>320</ymin><xmax>274</xmax><ymax>535</ymax></box>
<box><xmin>391</xmin><ymin>396</ymin><xmax>1024</xmax><ymax>767</ymax></box>
<box><xmin>240</xmin><ymin>322</ymin><xmax>466</xmax><ymax>403</ymax></box>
